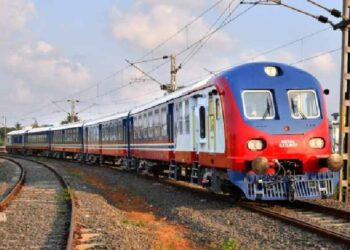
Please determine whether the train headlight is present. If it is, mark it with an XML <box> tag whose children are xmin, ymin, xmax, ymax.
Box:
<box><xmin>309</xmin><ymin>138</ymin><xmax>325</xmax><ymax>149</ymax></box>
<box><xmin>247</xmin><ymin>139</ymin><xmax>265</xmax><ymax>151</ymax></box>
<box><xmin>264</xmin><ymin>66</ymin><xmax>279</xmax><ymax>77</ymax></box>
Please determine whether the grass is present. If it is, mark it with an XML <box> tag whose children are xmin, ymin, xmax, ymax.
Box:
<box><xmin>219</xmin><ymin>238</ymin><xmax>239</xmax><ymax>250</ymax></box>
<box><xmin>56</xmin><ymin>188</ymin><xmax>71</xmax><ymax>203</ymax></box>
<box><xmin>57</xmin><ymin>207</ymin><xmax>69</xmax><ymax>214</ymax></box>
<box><xmin>122</xmin><ymin>219</ymin><xmax>146</xmax><ymax>227</ymax></box>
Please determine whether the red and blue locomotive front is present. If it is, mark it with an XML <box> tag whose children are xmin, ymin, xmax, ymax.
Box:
<box><xmin>216</xmin><ymin>62</ymin><xmax>341</xmax><ymax>201</ymax></box>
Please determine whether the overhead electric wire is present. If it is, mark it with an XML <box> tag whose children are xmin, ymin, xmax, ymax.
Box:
<box><xmin>68</xmin><ymin>0</ymin><xmax>226</xmax><ymax>99</ymax></box>
<box><xmin>290</xmin><ymin>47</ymin><xmax>341</xmax><ymax>65</ymax></box>
<box><xmin>13</xmin><ymin>0</ymin><xmax>227</xmax><ymax>124</ymax></box>
<box><xmin>136</xmin><ymin>0</ymin><xmax>226</xmax><ymax>61</ymax></box>
<box><xmin>180</xmin><ymin>0</ymin><xmax>240</xmax><ymax>66</ymax></box>
<box><xmin>131</xmin><ymin>1</ymin><xmax>255</xmax><ymax>85</ymax></box>
<box><xmin>177</xmin><ymin>2</ymin><xmax>258</xmax><ymax>59</ymax></box>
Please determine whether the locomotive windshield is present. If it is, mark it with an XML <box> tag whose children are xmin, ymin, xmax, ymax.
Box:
<box><xmin>288</xmin><ymin>90</ymin><xmax>320</xmax><ymax>119</ymax></box>
<box><xmin>242</xmin><ymin>90</ymin><xmax>275</xmax><ymax>119</ymax></box>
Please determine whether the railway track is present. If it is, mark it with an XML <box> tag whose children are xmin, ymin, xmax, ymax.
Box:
<box><xmin>0</xmin><ymin>157</ymin><xmax>25</xmax><ymax>211</ymax></box>
<box><xmin>9</xmin><ymin>154</ymin><xmax>350</xmax><ymax>247</ymax></box>
<box><xmin>239</xmin><ymin>200</ymin><xmax>350</xmax><ymax>245</ymax></box>
<box><xmin>0</xmin><ymin>156</ymin><xmax>77</xmax><ymax>249</ymax></box>
<box><xmin>75</xmin><ymin>157</ymin><xmax>350</xmax><ymax>246</ymax></box>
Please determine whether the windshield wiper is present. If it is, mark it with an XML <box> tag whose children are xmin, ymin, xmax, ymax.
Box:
<box><xmin>262</xmin><ymin>98</ymin><xmax>271</xmax><ymax>120</ymax></box>
<box><xmin>297</xmin><ymin>109</ymin><xmax>307</xmax><ymax>119</ymax></box>
<box><xmin>291</xmin><ymin>100</ymin><xmax>307</xmax><ymax>119</ymax></box>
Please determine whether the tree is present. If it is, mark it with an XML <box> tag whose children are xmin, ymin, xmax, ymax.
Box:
<box><xmin>32</xmin><ymin>119</ymin><xmax>39</xmax><ymax>128</ymax></box>
<box><xmin>15</xmin><ymin>122</ymin><xmax>22</xmax><ymax>130</ymax></box>
<box><xmin>60</xmin><ymin>113</ymin><xmax>80</xmax><ymax>125</ymax></box>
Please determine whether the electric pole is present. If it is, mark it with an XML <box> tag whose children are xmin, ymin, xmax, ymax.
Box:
<box><xmin>126</xmin><ymin>54</ymin><xmax>181</xmax><ymax>94</ymax></box>
<box><xmin>170</xmin><ymin>54</ymin><xmax>179</xmax><ymax>93</ymax></box>
<box><xmin>163</xmin><ymin>54</ymin><xmax>182</xmax><ymax>93</ymax></box>
<box><xmin>339</xmin><ymin>0</ymin><xmax>350</xmax><ymax>202</ymax></box>
<box><xmin>67</xmin><ymin>99</ymin><xmax>79</xmax><ymax>123</ymax></box>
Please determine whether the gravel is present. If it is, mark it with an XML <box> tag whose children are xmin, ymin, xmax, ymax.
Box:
<box><xmin>33</xmin><ymin>157</ymin><xmax>350</xmax><ymax>250</ymax></box>
<box><xmin>0</xmin><ymin>159</ymin><xmax>21</xmax><ymax>200</ymax></box>
<box><xmin>0</xmin><ymin>158</ymin><xmax>70</xmax><ymax>249</ymax></box>
<box><xmin>308</xmin><ymin>198</ymin><xmax>350</xmax><ymax>213</ymax></box>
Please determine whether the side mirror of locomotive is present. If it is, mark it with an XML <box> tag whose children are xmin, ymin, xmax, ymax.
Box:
<box><xmin>323</xmin><ymin>89</ymin><xmax>330</xmax><ymax>95</ymax></box>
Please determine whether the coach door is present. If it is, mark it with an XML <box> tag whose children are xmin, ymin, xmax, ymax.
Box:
<box><xmin>194</xmin><ymin>96</ymin><xmax>207</xmax><ymax>153</ymax></box>
<box><xmin>167</xmin><ymin>103</ymin><xmax>174</xmax><ymax>143</ymax></box>
<box><xmin>208</xmin><ymin>94</ymin><xmax>216</xmax><ymax>153</ymax></box>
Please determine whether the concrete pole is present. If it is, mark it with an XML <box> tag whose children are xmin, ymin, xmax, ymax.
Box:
<box><xmin>339</xmin><ymin>0</ymin><xmax>350</xmax><ymax>202</ymax></box>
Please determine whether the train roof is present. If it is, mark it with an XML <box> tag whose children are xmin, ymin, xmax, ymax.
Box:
<box><xmin>7</xmin><ymin>129</ymin><xmax>27</xmax><ymax>135</ymax></box>
<box><xmin>50</xmin><ymin>122</ymin><xmax>84</xmax><ymax>131</ymax></box>
<box><xmin>84</xmin><ymin>112</ymin><xmax>129</xmax><ymax>126</ymax></box>
<box><xmin>130</xmin><ymin>77</ymin><xmax>212</xmax><ymax>115</ymax></box>
<box><xmin>27</xmin><ymin>127</ymin><xmax>51</xmax><ymax>134</ymax></box>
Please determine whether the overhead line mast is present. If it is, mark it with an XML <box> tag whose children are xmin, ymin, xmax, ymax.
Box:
<box><xmin>339</xmin><ymin>0</ymin><xmax>350</xmax><ymax>203</ymax></box>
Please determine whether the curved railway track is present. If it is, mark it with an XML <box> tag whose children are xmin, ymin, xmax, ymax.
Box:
<box><xmin>9</xmin><ymin>154</ymin><xmax>350</xmax><ymax>247</ymax></box>
<box><xmin>0</xmin><ymin>157</ymin><xmax>25</xmax><ymax>211</ymax></box>
<box><xmin>0</xmin><ymin>156</ymin><xmax>77</xmax><ymax>249</ymax></box>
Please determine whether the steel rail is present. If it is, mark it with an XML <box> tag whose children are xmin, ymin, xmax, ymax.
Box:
<box><xmin>12</xmin><ymin>154</ymin><xmax>350</xmax><ymax>246</ymax></box>
<box><xmin>0</xmin><ymin>156</ymin><xmax>25</xmax><ymax>211</ymax></box>
<box><xmin>238</xmin><ymin>201</ymin><xmax>350</xmax><ymax>245</ymax></box>
<box><xmin>3</xmin><ymin>155</ymin><xmax>78</xmax><ymax>250</ymax></box>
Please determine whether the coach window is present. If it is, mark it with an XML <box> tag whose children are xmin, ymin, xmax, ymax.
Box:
<box><xmin>154</xmin><ymin>109</ymin><xmax>160</xmax><ymax>137</ymax></box>
<box><xmin>142</xmin><ymin>113</ymin><xmax>146</xmax><ymax>139</ymax></box>
<box><xmin>178</xmin><ymin>102</ymin><xmax>183</xmax><ymax>135</ymax></box>
<box><xmin>161</xmin><ymin>107</ymin><xmax>167</xmax><ymax>137</ymax></box>
<box><xmin>185</xmin><ymin>100</ymin><xmax>190</xmax><ymax>134</ymax></box>
<box><xmin>134</xmin><ymin>118</ymin><xmax>137</xmax><ymax>140</ymax></box>
<box><xmin>103</xmin><ymin>124</ymin><xmax>108</xmax><ymax>142</ymax></box>
<box><xmin>114</xmin><ymin>121</ymin><xmax>119</xmax><ymax>141</ymax></box>
<box><xmin>216</xmin><ymin>98</ymin><xmax>222</xmax><ymax>120</ymax></box>
<box><xmin>288</xmin><ymin>90</ymin><xmax>320</xmax><ymax>119</ymax></box>
<box><xmin>199</xmin><ymin>106</ymin><xmax>206</xmax><ymax>139</ymax></box>
<box><xmin>148</xmin><ymin>111</ymin><xmax>153</xmax><ymax>138</ymax></box>
<box><xmin>242</xmin><ymin>90</ymin><xmax>275</xmax><ymax>119</ymax></box>
<box><xmin>116</xmin><ymin>122</ymin><xmax>122</xmax><ymax>141</ymax></box>
<box><xmin>109</xmin><ymin>122</ymin><xmax>114</xmax><ymax>141</ymax></box>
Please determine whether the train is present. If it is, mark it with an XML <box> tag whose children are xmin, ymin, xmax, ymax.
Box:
<box><xmin>6</xmin><ymin>62</ymin><xmax>343</xmax><ymax>201</ymax></box>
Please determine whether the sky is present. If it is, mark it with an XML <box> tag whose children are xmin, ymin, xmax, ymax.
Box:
<box><xmin>0</xmin><ymin>0</ymin><xmax>343</xmax><ymax>127</ymax></box>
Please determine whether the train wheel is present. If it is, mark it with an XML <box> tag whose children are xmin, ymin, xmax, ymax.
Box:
<box><xmin>228</xmin><ymin>185</ymin><xmax>242</xmax><ymax>203</ymax></box>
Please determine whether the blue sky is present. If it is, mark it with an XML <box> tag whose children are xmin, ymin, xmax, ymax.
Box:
<box><xmin>0</xmin><ymin>0</ymin><xmax>343</xmax><ymax>126</ymax></box>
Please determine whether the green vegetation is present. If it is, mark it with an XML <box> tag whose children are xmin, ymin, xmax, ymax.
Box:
<box><xmin>55</xmin><ymin>188</ymin><xmax>71</xmax><ymax>203</ymax></box>
<box><xmin>220</xmin><ymin>238</ymin><xmax>239</xmax><ymax>250</ymax></box>
<box><xmin>61</xmin><ymin>113</ymin><xmax>80</xmax><ymax>125</ymax></box>
<box><xmin>122</xmin><ymin>219</ymin><xmax>146</xmax><ymax>227</ymax></box>
<box><xmin>0</xmin><ymin>125</ymin><xmax>19</xmax><ymax>146</ymax></box>
<box><xmin>57</xmin><ymin>206</ymin><xmax>69</xmax><ymax>214</ymax></box>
